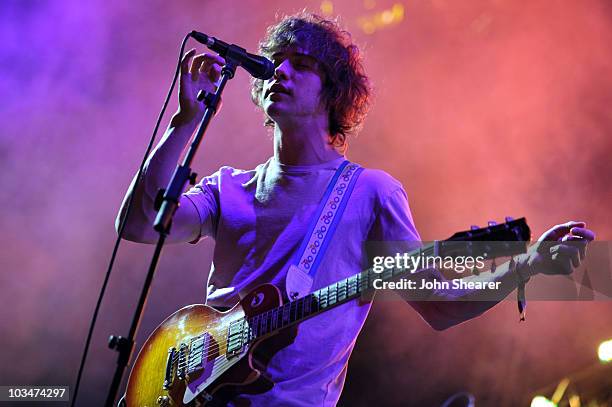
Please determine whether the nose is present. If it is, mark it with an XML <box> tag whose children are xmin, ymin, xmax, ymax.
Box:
<box><xmin>273</xmin><ymin>59</ymin><xmax>291</xmax><ymax>81</ymax></box>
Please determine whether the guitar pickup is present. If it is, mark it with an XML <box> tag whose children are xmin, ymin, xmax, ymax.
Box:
<box><xmin>186</xmin><ymin>333</ymin><xmax>212</xmax><ymax>377</ymax></box>
<box><xmin>226</xmin><ymin>318</ymin><xmax>246</xmax><ymax>357</ymax></box>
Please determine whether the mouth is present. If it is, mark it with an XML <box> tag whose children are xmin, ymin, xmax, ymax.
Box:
<box><xmin>266</xmin><ymin>83</ymin><xmax>291</xmax><ymax>98</ymax></box>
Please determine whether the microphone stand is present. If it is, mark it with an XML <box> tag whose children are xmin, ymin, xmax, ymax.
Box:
<box><xmin>105</xmin><ymin>55</ymin><xmax>239</xmax><ymax>407</ymax></box>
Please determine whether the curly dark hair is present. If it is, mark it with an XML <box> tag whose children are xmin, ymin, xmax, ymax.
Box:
<box><xmin>251</xmin><ymin>12</ymin><xmax>372</xmax><ymax>147</ymax></box>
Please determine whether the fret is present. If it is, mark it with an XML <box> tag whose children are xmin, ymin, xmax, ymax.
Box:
<box><xmin>304</xmin><ymin>294</ymin><xmax>312</xmax><ymax>315</ymax></box>
<box><xmin>328</xmin><ymin>282</ymin><xmax>338</xmax><ymax>306</ymax></box>
<box><xmin>289</xmin><ymin>300</ymin><xmax>296</xmax><ymax>322</ymax></box>
<box><xmin>257</xmin><ymin>314</ymin><xmax>263</xmax><ymax>337</ymax></box>
<box><xmin>261</xmin><ymin>311</ymin><xmax>269</xmax><ymax>336</ymax></box>
<box><xmin>243</xmin><ymin>320</ymin><xmax>251</xmax><ymax>343</ymax></box>
<box><xmin>312</xmin><ymin>291</ymin><xmax>320</xmax><ymax>313</ymax></box>
<box><xmin>319</xmin><ymin>286</ymin><xmax>329</xmax><ymax>309</ymax></box>
<box><xmin>291</xmin><ymin>299</ymin><xmax>299</xmax><ymax>321</ymax></box>
<box><xmin>337</xmin><ymin>278</ymin><xmax>348</xmax><ymax>301</ymax></box>
<box><xmin>297</xmin><ymin>297</ymin><xmax>305</xmax><ymax>320</ymax></box>
<box><xmin>251</xmin><ymin>315</ymin><xmax>259</xmax><ymax>339</ymax></box>
<box><xmin>271</xmin><ymin>308</ymin><xmax>279</xmax><ymax>331</ymax></box>
<box><xmin>347</xmin><ymin>275</ymin><xmax>355</xmax><ymax>296</ymax></box>
<box><xmin>361</xmin><ymin>270</ymin><xmax>370</xmax><ymax>291</ymax></box>
<box><xmin>363</xmin><ymin>271</ymin><xmax>370</xmax><ymax>292</ymax></box>
<box><xmin>282</xmin><ymin>303</ymin><xmax>291</xmax><ymax>326</ymax></box>
<box><xmin>277</xmin><ymin>305</ymin><xmax>284</xmax><ymax>328</ymax></box>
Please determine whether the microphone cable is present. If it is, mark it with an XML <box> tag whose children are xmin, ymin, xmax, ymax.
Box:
<box><xmin>70</xmin><ymin>33</ymin><xmax>192</xmax><ymax>407</ymax></box>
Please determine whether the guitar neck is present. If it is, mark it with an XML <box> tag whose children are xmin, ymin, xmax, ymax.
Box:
<box><xmin>240</xmin><ymin>243</ymin><xmax>437</xmax><ymax>344</ymax></box>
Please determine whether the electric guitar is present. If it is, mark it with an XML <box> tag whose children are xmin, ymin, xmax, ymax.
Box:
<box><xmin>123</xmin><ymin>217</ymin><xmax>530</xmax><ymax>406</ymax></box>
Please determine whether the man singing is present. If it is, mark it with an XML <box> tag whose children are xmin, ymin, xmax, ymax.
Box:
<box><xmin>117</xmin><ymin>12</ymin><xmax>595</xmax><ymax>406</ymax></box>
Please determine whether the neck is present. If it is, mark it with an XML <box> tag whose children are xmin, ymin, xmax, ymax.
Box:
<box><xmin>273</xmin><ymin>118</ymin><xmax>342</xmax><ymax>166</ymax></box>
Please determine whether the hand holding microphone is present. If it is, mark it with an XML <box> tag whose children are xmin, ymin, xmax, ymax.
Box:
<box><xmin>173</xmin><ymin>31</ymin><xmax>274</xmax><ymax>127</ymax></box>
<box><xmin>175</xmin><ymin>49</ymin><xmax>225</xmax><ymax>127</ymax></box>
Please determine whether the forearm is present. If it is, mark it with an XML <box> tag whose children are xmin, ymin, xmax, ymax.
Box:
<box><xmin>115</xmin><ymin>113</ymin><xmax>197</xmax><ymax>241</ymax></box>
<box><xmin>418</xmin><ymin>251</ymin><xmax>533</xmax><ymax>329</ymax></box>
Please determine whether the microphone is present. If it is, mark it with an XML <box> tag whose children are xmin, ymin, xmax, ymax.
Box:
<box><xmin>190</xmin><ymin>31</ymin><xmax>275</xmax><ymax>80</ymax></box>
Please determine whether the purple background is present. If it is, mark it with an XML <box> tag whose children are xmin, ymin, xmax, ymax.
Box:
<box><xmin>1</xmin><ymin>0</ymin><xmax>611</xmax><ymax>405</ymax></box>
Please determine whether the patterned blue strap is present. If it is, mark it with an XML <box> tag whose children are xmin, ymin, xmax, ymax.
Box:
<box><xmin>294</xmin><ymin>161</ymin><xmax>363</xmax><ymax>278</ymax></box>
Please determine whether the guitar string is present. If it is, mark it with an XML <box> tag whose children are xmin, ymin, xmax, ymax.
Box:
<box><xmin>176</xmin><ymin>246</ymin><xmax>440</xmax><ymax>368</ymax></box>
<box><xmin>188</xmin><ymin>274</ymin><xmax>420</xmax><ymax>363</ymax></box>
<box><xmin>169</xmin><ymin>239</ymin><xmax>514</xmax><ymax>391</ymax></box>
<box><xmin>192</xmin><ymin>231</ymin><xmax>525</xmax><ymax>362</ymax></box>
<box><xmin>194</xmin><ymin>272</ymin><xmax>378</xmax><ymax>361</ymax></box>
<box><xmin>184</xmin><ymin>286</ymin><xmax>364</xmax><ymax>363</ymax></box>
<box><xmin>186</xmin><ymin>258</ymin><xmax>440</xmax><ymax>363</ymax></box>
<box><xmin>165</xmin><ymin>233</ymin><xmax>522</xmax><ymax>387</ymax></box>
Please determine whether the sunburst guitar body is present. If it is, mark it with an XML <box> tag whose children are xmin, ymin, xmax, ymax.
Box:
<box><xmin>125</xmin><ymin>284</ymin><xmax>283</xmax><ymax>406</ymax></box>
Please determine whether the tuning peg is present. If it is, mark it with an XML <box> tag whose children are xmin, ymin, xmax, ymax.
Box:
<box><xmin>505</xmin><ymin>216</ymin><xmax>514</xmax><ymax>222</ymax></box>
<box><xmin>470</xmin><ymin>225</ymin><xmax>479</xmax><ymax>231</ymax></box>
<box><xmin>488</xmin><ymin>220</ymin><xmax>497</xmax><ymax>226</ymax></box>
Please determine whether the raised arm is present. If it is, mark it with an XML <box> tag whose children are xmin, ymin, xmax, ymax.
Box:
<box><xmin>116</xmin><ymin>49</ymin><xmax>225</xmax><ymax>243</ymax></box>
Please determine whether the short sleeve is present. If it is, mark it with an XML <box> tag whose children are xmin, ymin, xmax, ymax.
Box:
<box><xmin>182</xmin><ymin>172</ymin><xmax>220</xmax><ymax>243</ymax></box>
<box><xmin>367</xmin><ymin>188</ymin><xmax>421</xmax><ymax>243</ymax></box>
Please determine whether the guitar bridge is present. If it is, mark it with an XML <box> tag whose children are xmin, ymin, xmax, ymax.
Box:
<box><xmin>163</xmin><ymin>347</ymin><xmax>177</xmax><ymax>389</ymax></box>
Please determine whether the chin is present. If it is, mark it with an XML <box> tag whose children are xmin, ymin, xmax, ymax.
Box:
<box><xmin>264</xmin><ymin>102</ymin><xmax>286</xmax><ymax>121</ymax></box>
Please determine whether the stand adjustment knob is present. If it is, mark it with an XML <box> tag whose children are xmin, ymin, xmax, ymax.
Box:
<box><xmin>189</xmin><ymin>172</ymin><xmax>198</xmax><ymax>185</ymax></box>
<box><xmin>108</xmin><ymin>335</ymin><xmax>129</xmax><ymax>351</ymax></box>
<box><xmin>154</xmin><ymin>189</ymin><xmax>166</xmax><ymax>211</ymax></box>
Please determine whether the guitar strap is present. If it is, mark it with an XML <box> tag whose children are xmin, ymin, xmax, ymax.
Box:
<box><xmin>285</xmin><ymin>160</ymin><xmax>363</xmax><ymax>300</ymax></box>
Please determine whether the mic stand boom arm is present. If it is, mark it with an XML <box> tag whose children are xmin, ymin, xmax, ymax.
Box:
<box><xmin>105</xmin><ymin>56</ymin><xmax>239</xmax><ymax>407</ymax></box>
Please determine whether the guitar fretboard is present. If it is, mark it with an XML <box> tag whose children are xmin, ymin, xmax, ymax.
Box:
<box><xmin>226</xmin><ymin>244</ymin><xmax>436</xmax><ymax>355</ymax></box>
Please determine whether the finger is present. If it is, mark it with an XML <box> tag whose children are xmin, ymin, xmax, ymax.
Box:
<box><xmin>208</xmin><ymin>63</ymin><xmax>222</xmax><ymax>85</ymax></box>
<box><xmin>199</xmin><ymin>57</ymin><xmax>223</xmax><ymax>82</ymax></box>
<box><xmin>190</xmin><ymin>54</ymin><xmax>209</xmax><ymax>81</ymax></box>
<box><xmin>193</xmin><ymin>54</ymin><xmax>225</xmax><ymax>82</ymax></box>
<box><xmin>542</xmin><ymin>221</ymin><xmax>587</xmax><ymax>242</ymax></box>
<box><xmin>570</xmin><ymin>227</ymin><xmax>596</xmax><ymax>242</ymax></box>
<box><xmin>200</xmin><ymin>53</ymin><xmax>226</xmax><ymax>66</ymax></box>
<box><xmin>181</xmin><ymin>49</ymin><xmax>197</xmax><ymax>75</ymax></box>
<box><xmin>551</xmin><ymin>244</ymin><xmax>581</xmax><ymax>269</ymax></box>
<box><xmin>550</xmin><ymin>253</ymin><xmax>573</xmax><ymax>274</ymax></box>
<box><xmin>561</xmin><ymin>235</ymin><xmax>587</xmax><ymax>259</ymax></box>
<box><xmin>564</xmin><ymin>220</ymin><xmax>586</xmax><ymax>228</ymax></box>
<box><xmin>555</xmin><ymin>221</ymin><xmax>586</xmax><ymax>236</ymax></box>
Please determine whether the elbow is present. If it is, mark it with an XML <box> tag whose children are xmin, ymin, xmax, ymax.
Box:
<box><xmin>427</xmin><ymin>317</ymin><xmax>456</xmax><ymax>331</ymax></box>
<box><xmin>115</xmin><ymin>214</ymin><xmax>133</xmax><ymax>240</ymax></box>
<box><xmin>114</xmin><ymin>215</ymin><xmax>123</xmax><ymax>237</ymax></box>
<box><xmin>424</xmin><ymin>302</ymin><xmax>462</xmax><ymax>331</ymax></box>
<box><xmin>408</xmin><ymin>300</ymin><xmax>458</xmax><ymax>331</ymax></box>
<box><xmin>115</xmin><ymin>214</ymin><xmax>151</xmax><ymax>243</ymax></box>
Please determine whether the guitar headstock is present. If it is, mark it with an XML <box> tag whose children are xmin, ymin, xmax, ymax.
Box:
<box><xmin>437</xmin><ymin>217</ymin><xmax>531</xmax><ymax>259</ymax></box>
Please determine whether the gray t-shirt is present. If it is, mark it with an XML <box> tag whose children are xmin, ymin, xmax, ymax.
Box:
<box><xmin>183</xmin><ymin>156</ymin><xmax>420</xmax><ymax>406</ymax></box>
